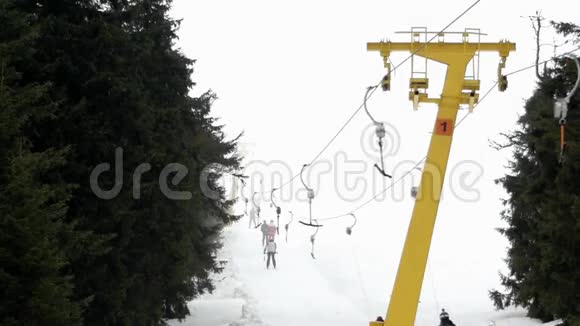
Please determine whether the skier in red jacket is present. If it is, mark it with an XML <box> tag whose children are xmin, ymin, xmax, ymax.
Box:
<box><xmin>266</xmin><ymin>219</ymin><xmax>277</xmax><ymax>241</ymax></box>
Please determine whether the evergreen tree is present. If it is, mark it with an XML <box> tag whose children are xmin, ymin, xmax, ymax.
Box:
<box><xmin>0</xmin><ymin>1</ymin><xmax>81</xmax><ymax>324</ymax></box>
<box><xmin>1</xmin><ymin>0</ymin><xmax>241</xmax><ymax>325</ymax></box>
<box><xmin>490</xmin><ymin>22</ymin><xmax>580</xmax><ymax>325</ymax></box>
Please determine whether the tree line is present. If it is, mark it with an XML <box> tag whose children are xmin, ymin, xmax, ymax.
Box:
<box><xmin>0</xmin><ymin>1</ymin><xmax>240</xmax><ymax>325</ymax></box>
<box><xmin>490</xmin><ymin>21</ymin><xmax>580</xmax><ymax>326</ymax></box>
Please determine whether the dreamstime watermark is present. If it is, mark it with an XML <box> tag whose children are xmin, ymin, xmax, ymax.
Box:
<box><xmin>360</xmin><ymin>121</ymin><xmax>401</xmax><ymax>161</ymax></box>
<box><xmin>89</xmin><ymin>147</ymin><xmax>192</xmax><ymax>200</ymax></box>
<box><xmin>207</xmin><ymin>157</ymin><xmax>484</xmax><ymax>204</ymax></box>
<box><xmin>89</xmin><ymin>150</ymin><xmax>484</xmax><ymax>204</ymax></box>
<box><xmin>89</xmin><ymin>121</ymin><xmax>483</xmax><ymax>203</ymax></box>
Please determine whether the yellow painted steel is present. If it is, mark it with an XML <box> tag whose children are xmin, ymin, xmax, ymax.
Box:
<box><xmin>367</xmin><ymin>36</ymin><xmax>515</xmax><ymax>326</ymax></box>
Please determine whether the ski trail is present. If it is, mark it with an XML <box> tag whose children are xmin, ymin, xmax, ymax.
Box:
<box><xmin>170</xmin><ymin>219</ymin><xmax>557</xmax><ymax>326</ymax></box>
<box><xmin>226</xmin><ymin>221</ymin><xmax>368</xmax><ymax>326</ymax></box>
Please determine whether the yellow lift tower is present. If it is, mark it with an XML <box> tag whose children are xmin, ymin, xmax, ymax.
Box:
<box><xmin>367</xmin><ymin>28</ymin><xmax>515</xmax><ymax>326</ymax></box>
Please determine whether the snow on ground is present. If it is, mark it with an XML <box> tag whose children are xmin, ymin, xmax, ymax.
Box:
<box><xmin>169</xmin><ymin>216</ymin><xmax>562</xmax><ymax>326</ymax></box>
<box><xmin>167</xmin><ymin>226</ymin><xmax>265</xmax><ymax>326</ymax></box>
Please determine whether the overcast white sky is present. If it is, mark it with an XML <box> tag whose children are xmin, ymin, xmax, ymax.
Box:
<box><xmin>169</xmin><ymin>0</ymin><xmax>578</xmax><ymax>189</ymax></box>
<box><xmin>168</xmin><ymin>0</ymin><xmax>579</xmax><ymax>219</ymax></box>
<box><xmin>169</xmin><ymin>0</ymin><xmax>579</xmax><ymax>317</ymax></box>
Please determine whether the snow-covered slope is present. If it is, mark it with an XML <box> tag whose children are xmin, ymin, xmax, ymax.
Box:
<box><xmin>169</xmin><ymin>219</ymin><xmax>560</xmax><ymax>326</ymax></box>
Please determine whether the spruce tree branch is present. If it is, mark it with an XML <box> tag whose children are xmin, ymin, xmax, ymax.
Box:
<box><xmin>0</xmin><ymin>60</ymin><xmax>5</xmax><ymax>97</ymax></box>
